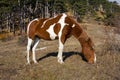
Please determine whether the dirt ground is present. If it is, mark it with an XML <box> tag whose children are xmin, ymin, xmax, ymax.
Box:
<box><xmin>0</xmin><ymin>22</ymin><xmax>120</xmax><ymax>80</ymax></box>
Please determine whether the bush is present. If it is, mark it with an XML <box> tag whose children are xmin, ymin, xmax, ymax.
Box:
<box><xmin>104</xmin><ymin>13</ymin><xmax>120</xmax><ymax>30</ymax></box>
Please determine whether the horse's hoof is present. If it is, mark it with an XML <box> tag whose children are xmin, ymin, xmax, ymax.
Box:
<box><xmin>35</xmin><ymin>62</ymin><xmax>38</xmax><ymax>64</ymax></box>
<box><xmin>58</xmin><ymin>59</ymin><xmax>64</xmax><ymax>64</ymax></box>
<box><xmin>34</xmin><ymin>61</ymin><xmax>38</xmax><ymax>64</ymax></box>
<box><xmin>59</xmin><ymin>61</ymin><xmax>64</xmax><ymax>64</ymax></box>
<box><xmin>26</xmin><ymin>62</ymin><xmax>31</xmax><ymax>65</ymax></box>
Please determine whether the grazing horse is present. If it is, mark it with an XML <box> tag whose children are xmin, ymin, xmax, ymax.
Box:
<box><xmin>27</xmin><ymin>13</ymin><xmax>96</xmax><ymax>64</ymax></box>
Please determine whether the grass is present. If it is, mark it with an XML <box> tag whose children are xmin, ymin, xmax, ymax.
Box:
<box><xmin>0</xmin><ymin>22</ymin><xmax>120</xmax><ymax>80</ymax></box>
<box><xmin>0</xmin><ymin>32</ymin><xmax>13</xmax><ymax>42</ymax></box>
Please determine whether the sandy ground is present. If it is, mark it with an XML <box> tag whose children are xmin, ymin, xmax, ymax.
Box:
<box><xmin>0</xmin><ymin>22</ymin><xmax>120</xmax><ymax>80</ymax></box>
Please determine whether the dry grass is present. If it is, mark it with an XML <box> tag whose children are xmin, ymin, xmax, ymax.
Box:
<box><xmin>0</xmin><ymin>22</ymin><xmax>120</xmax><ymax>80</ymax></box>
<box><xmin>0</xmin><ymin>32</ymin><xmax>13</xmax><ymax>42</ymax></box>
<box><xmin>102</xmin><ymin>26</ymin><xmax>120</xmax><ymax>54</ymax></box>
<box><xmin>17</xmin><ymin>35</ymin><xmax>27</xmax><ymax>46</ymax></box>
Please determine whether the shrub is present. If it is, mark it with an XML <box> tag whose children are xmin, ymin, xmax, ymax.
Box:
<box><xmin>104</xmin><ymin>13</ymin><xmax>120</xmax><ymax>30</ymax></box>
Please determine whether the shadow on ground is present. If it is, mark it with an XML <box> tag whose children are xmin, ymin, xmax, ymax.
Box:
<box><xmin>37</xmin><ymin>51</ymin><xmax>87</xmax><ymax>62</ymax></box>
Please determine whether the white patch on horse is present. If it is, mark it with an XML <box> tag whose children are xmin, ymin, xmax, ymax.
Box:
<box><xmin>58</xmin><ymin>13</ymin><xmax>67</xmax><ymax>37</ymax></box>
<box><xmin>41</xmin><ymin>19</ymin><xmax>49</xmax><ymax>28</ymax></box>
<box><xmin>27</xmin><ymin>18</ymin><xmax>39</xmax><ymax>35</ymax></box>
<box><xmin>46</xmin><ymin>23</ymin><xmax>57</xmax><ymax>40</ymax></box>
<box><xmin>72</xmin><ymin>24</ymin><xmax>75</xmax><ymax>28</ymax></box>
<box><xmin>41</xmin><ymin>16</ymin><xmax>58</xmax><ymax>28</ymax></box>
<box><xmin>57</xmin><ymin>13</ymin><xmax>67</xmax><ymax>64</ymax></box>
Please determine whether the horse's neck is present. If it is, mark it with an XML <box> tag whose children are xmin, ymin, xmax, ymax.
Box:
<box><xmin>79</xmin><ymin>31</ymin><xmax>89</xmax><ymax>41</ymax></box>
<box><xmin>72</xmin><ymin>24</ymin><xmax>89</xmax><ymax>46</ymax></box>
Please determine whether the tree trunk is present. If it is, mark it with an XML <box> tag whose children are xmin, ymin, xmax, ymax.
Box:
<box><xmin>45</xmin><ymin>1</ymin><xmax>49</xmax><ymax>18</ymax></box>
<box><xmin>6</xmin><ymin>15</ymin><xmax>9</xmax><ymax>32</ymax></box>
<box><xmin>13</xmin><ymin>23</ymin><xmax>15</xmax><ymax>35</ymax></box>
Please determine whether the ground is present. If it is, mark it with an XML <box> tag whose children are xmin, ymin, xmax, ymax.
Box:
<box><xmin>0</xmin><ymin>21</ymin><xmax>120</xmax><ymax>80</ymax></box>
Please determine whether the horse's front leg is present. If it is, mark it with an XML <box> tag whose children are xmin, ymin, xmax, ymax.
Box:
<box><xmin>57</xmin><ymin>35</ymin><xmax>67</xmax><ymax>64</ymax></box>
<box><xmin>57</xmin><ymin>40</ymin><xmax>64</xmax><ymax>64</ymax></box>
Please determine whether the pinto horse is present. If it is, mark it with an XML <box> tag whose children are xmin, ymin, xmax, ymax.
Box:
<box><xmin>27</xmin><ymin>13</ymin><xmax>96</xmax><ymax>64</ymax></box>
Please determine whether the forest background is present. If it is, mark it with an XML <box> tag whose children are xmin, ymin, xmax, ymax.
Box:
<box><xmin>0</xmin><ymin>0</ymin><xmax>120</xmax><ymax>36</ymax></box>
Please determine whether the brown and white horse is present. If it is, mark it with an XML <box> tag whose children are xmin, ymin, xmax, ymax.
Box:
<box><xmin>27</xmin><ymin>13</ymin><xmax>96</xmax><ymax>64</ymax></box>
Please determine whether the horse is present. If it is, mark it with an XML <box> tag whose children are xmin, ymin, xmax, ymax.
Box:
<box><xmin>27</xmin><ymin>13</ymin><xmax>96</xmax><ymax>64</ymax></box>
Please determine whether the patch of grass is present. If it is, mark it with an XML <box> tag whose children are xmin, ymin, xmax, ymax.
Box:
<box><xmin>17</xmin><ymin>35</ymin><xmax>27</xmax><ymax>46</ymax></box>
<box><xmin>101</xmin><ymin>26</ymin><xmax>120</xmax><ymax>55</ymax></box>
<box><xmin>0</xmin><ymin>35</ymin><xmax>14</xmax><ymax>42</ymax></box>
<box><xmin>0</xmin><ymin>32</ymin><xmax>13</xmax><ymax>42</ymax></box>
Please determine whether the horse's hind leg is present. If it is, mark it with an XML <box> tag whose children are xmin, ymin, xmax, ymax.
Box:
<box><xmin>32</xmin><ymin>37</ymin><xmax>40</xmax><ymax>63</ymax></box>
<box><xmin>27</xmin><ymin>37</ymin><xmax>33</xmax><ymax>64</ymax></box>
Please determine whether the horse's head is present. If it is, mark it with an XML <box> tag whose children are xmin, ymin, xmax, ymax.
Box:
<box><xmin>81</xmin><ymin>38</ymin><xmax>96</xmax><ymax>64</ymax></box>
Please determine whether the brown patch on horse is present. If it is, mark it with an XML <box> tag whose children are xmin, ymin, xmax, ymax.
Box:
<box><xmin>65</xmin><ymin>16</ymin><xmax>73</xmax><ymax>27</ymax></box>
<box><xmin>28</xmin><ymin>19</ymin><xmax>39</xmax><ymax>39</ymax></box>
<box><xmin>60</xmin><ymin>25</ymin><xmax>72</xmax><ymax>44</ymax></box>
<box><xmin>54</xmin><ymin>23</ymin><xmax>61</xmax><ymax>36</ymax></box>
<box><xmin>72</xmin><ymin>25</ymin><xmax>83</xmax><ymax>38</ymax></box>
